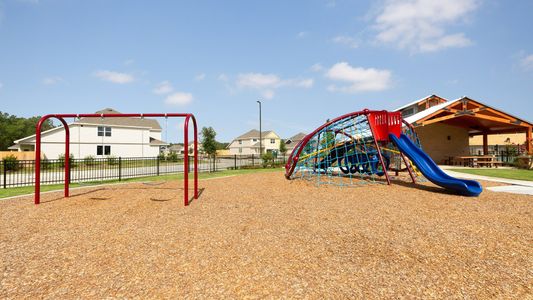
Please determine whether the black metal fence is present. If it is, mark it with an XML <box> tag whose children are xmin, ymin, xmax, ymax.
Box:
<box><xmin>0</xmin><ymin>154</ymin><xmax>287</xmax><ymax>188</ymax></box>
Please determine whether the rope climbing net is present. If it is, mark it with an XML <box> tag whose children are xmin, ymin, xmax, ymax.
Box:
<box><xmin>285</xmin><ymin>109</ymin><xmax>423</xmax><ymax>187</ymax></box>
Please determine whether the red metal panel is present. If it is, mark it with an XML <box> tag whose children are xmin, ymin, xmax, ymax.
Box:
<box><xmin>387</xmin><ymin>112</ymin><xmax>402</xmax><ymax>138</ymax></box>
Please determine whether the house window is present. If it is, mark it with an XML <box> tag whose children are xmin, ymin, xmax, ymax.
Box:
<box><xmin>97</xmin><ymin>145</ymin><xmax>111</xmax><ymax>155</ymax></box>
<box><xmin>239</xmin><ymin>148</ymin><xmax>242</xmax><ymax>153</ymax></box>
<box><xmin>97</xmin><ymin>126</ymin><xmax>112</xmax><ymax>137</ymax></box>
<box><xmin>238</xmin><ymin>140</ymin><xmax>242</xmax><ymax>144</ymax></box>
<box><xmin>270</xmin><ymin>139</ymin><xmax>275</xmax><ymax>144</ymax></box>
<box><xmin>252</xmin><ymin>138</ymin><xmax>257</xmax><ymax>142</ymax></box>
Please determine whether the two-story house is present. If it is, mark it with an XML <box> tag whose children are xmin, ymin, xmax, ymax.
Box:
<box><xmin>10</xmin><ymin>108</ymin><xmax>167</xmax><ymax>159</ymax></box>
<box><xmin>228</xmin><ymin>129</ymin><xmax>281</xmax><ymax>155</ymax></box>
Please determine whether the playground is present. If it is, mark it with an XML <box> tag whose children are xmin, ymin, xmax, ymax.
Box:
<box><xmin>1</xmin><ymin>171</ymin><xmax>531</xmax><ymax>298</ymax></box>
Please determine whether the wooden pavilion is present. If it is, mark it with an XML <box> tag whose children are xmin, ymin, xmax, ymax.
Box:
<box><xmin>396</xmin><ymin>95</ymin><xmax>532</xmax><ymax>164</ymax></box>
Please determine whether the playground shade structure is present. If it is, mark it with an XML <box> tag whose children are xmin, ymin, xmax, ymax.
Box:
<box><xmin>285</xmin><ymin>109</ymin><xmax>482</xmax><ymax>196</ymax></box>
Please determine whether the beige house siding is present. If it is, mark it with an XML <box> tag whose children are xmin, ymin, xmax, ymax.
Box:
<box><xmin>228</xmin><ymin>131</ymin><xmax>281</xmax><ymax>155</ymax></box>
<box><xmin>416</xmin><ymin>123</ymin><xmax>470</xmax><ymax>164</ymax></box>
<box><xmin>469</xmin><ymin>133</ymin><xmax>526</xmax><ymax>146</ymax></box>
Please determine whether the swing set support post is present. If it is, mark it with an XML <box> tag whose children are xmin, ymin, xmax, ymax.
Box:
<box><xmin>34</xmin><ymin>113</ymin><xmax>198</xmax><ymax>206</ymax></box>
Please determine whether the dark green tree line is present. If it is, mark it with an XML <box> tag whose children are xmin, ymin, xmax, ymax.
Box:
<box><xmin>0</xmin><ymin>112</ymin><xmax>55</xmax><ymax>150</ymax></box>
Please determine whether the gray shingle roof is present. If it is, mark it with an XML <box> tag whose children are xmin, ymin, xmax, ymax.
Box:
<box><xmin>286</xmin><ymin>132</ymin><xmax>307</xmax><ymax>144</ymax></box>
<box><xmin>75</xmin><ymin>108</ymin><xmax>162</xmax><ymax>130</ymax></box>
<box><xmin>234</xmin><ymin>129</ymin><xmax>275</xmax><ymax>140</ymax></box>
<box><xmin>149</xmin><ymin>137</ymin><xmax>168</xmax><ymax>146</ymax></box>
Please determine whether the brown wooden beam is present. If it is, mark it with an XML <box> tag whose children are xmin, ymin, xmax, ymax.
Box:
<box><xmin>419</xmin><ymin>113</ymin><xmax>457</xmax><ymax>126</ymax></box>
<box><xmin>483</xmin><ymin>133</ymin><xmax>488</xmax><ymax>155</ymax></box>
<box><xmin>527</xmin><ymin>126</ymin><xmax>532</xmax><ymax>155</ymax></box>
<box><xmin>469</xmin><ymin>113</ymin><xmax>527</xmax><ymax>126</ymax></box>
<box><xmin>469</xmin><ymin>128</ymin><xmax>527</xmax><ymax>136</ymax></box>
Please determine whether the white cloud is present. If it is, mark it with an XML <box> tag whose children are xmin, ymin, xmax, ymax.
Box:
<box><xmin>326</xmin><ymin>62</ymin><xmax>392</xmax><ymax>92</ymax></box>
<box><xmin>153</xmin><ymin>81</ymin><xmax>173</xmax><ymax>95</ymax></box>
<box><xmin>236</xmin><ymin>73</ymin><xmax>313</xmax><ymax>99</ymax></box>
<box><xmin>94</xmin><ymin>70</ymin><xmax>134</xmax><ymax>84</ymax></box>
<box><xmin>332</xmin><ymin>35</ymin><xmax>359</xmax><ymax>48</ymax></box>
<box><xmin>194</xmin><ymin>73</ymin><xmax>206</xmax><ymax>81</ymax></box>
<box><xmin>165</xmin><ymin>92</ymin><xmax>193</xmax><ymax>105</ymax></box>
<box><xmin>373</xmin><ymin>0</ymin><xmax>478</xmax><ymax>53</ymax></box>
<box><xmin>310</xmin><ymin>63</ymin><xmax>323</xmax><ymax>72</ymax></box>
<box><xmin>262</xmin><ymin>90</ymin><xmax>275</xmax><ymax>100</ymax></box>
<box><xmin>124</xmin><ymin>59</ymin><xmax>134</xmax><ymax>66</ymax></box>
<box><xmin>42</xmin><ymin>76</ymin><xmax>63</xmax><ymax>85</ymax></box>
<box><xmin>237</xmin><ymin>73</ymin><xmax>281</xmax><ymax>89</ymax></box>
<box><xmin>520</xmin><ymin>54</ymin><xmax>533</xmax><ymax>71</ymax></box>
<box><xmin>217</xmin><ymin>73</ymin><xmax>229</xmax><ymax>81</ymax></box>
<box><xmin>297</xmin><ymin>31</ymin><xmax>308</xmax><ymax>38</ymax></box>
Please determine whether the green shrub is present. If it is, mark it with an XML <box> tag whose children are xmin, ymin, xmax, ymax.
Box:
<box><xmin>106</xmin><ymin>155</ymin><xmax>118</xmax><ymax>165</ymax></box>
<box><xmin>84</xmin><ymin>155</ymin><xmax>96</xmax><ymax>166</ymax></box>
<box><xmin>167</xmin><ymin>152</ymin><xmax>179</xmax><ymax>162</ymax></box>
<box><xmin>513</xmin><ymin>155</ymin><xmax>533</xmax><ymax>169</ymax></box>
<box><xmin>58</xmin><ymin>153</ymin><xmax>76</xmax><ymax>168</ymax></box>
<box><xmin>158</xmin><ymin>153</ymin><xmax>166</xmax><ymax>161</ymax></box>
<box><xmin>261</xmin><ymin>152</ymin><xmax>274</xmax><ymax>168</ymax></box>
<box><xmin>2</xmin><ymin>155</ymin><xmax>20</xmax><ymax>171</ymax></box>
<box><xmin>41</xmin><ymin>158</ymin><xmax>52</xmax><ymax>170</ymax></box>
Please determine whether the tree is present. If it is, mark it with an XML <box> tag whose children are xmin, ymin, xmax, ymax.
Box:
<box><xmin>201</xmin><ymin>127</ymin><xmax>217</xmax><ymax>156</ymax></box>
<box><xmin>201</xmin><ymin>127</ymin><xmax>217</xmax><ymax>171</ymax></box>
<box><xmin>279</xmin><ymin>139</ymin><xmax>287</xmax><ymax>155</ymax></box>
<box><xmin>0</xmin><ymin>112</ymin><xmax>55</xmax><ymax>150</ymax></box>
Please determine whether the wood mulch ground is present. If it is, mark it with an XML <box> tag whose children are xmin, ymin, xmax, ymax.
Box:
<box><xmin>1</xmin><ymin>172</ymin><xmax>532</xmax><ymax>298</ymax></box>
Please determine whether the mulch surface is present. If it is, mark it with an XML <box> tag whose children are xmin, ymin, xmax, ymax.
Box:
<box><xmin>1</xmin><ymin>172</ymin><xmax>532</xmax><ymax>298</ymax></box>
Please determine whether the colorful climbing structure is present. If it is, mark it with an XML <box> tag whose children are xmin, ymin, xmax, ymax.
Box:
<box><xmin>285</xmin><ymin>109</ymin><xmax>482</xmax><ymax>196</ymax></box>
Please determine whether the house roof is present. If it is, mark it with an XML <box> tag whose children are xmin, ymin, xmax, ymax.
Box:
<box><xmin>404</xmin><ymin>98</ymin><xmax>462</xmax><ymax>124</ymax></box>
<box><xmin>75</xmin><ymin>108</ymin><xmax>162</xmax><ymax>130</ymax></box>
<box><xmin>286</xmin><ymin>132</ymin><xmax>307</xmax><ymax>144</ymax></box>
<box><xmin>149</xmin><ymin>137</ymin><xmax>168</xmax><ymax>146</ymax></box>
<box><xmin>393</xmin><ymin>94</ymin><xmax>448</xmax><ymax>112</ymax></box>
<box><xmin>234</xmin><ymin>129</ymin><xmax>277</xmax><ymax>140</ymax></box>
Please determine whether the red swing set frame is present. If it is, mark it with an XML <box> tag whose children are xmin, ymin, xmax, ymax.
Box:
<box><xmin>34</xmin><ymin>113</ymin><xmax>199</xmax><ymax>206</ymax></box>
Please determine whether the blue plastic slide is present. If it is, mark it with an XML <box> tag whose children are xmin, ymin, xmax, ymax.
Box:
<box><xmin>389</xmin><ymin>133</ymin><xmax>482</xmax><ymax>196</ymax></box>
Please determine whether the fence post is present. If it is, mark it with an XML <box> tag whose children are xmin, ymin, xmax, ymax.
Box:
<box><xmin>213</xmin><ymin>153</ymin><xmax>217</xmax><ymax>172</ymax></box>
<box><xmin>3</xmin><ymin>160</ymin><xmax>6</xmax><ymax>189</ymax></box>
<box><xmin>234</xmin><ymin>154</ymin><xmax>237</xmax><ymax>170</ymax></box>
<box><xmin>252</xmin><ymin>154</ymin><xmax>254</xmax><ymax>166</ymax></box>
<box><xmin>118</xmin><ymin>157</ymin><xmax>122</xmax><ymax>181</ymax></box>
<box><xmin>157</xmin><ymin>156</ymin><xmax>160</xmax><ymax>176</ymax></box>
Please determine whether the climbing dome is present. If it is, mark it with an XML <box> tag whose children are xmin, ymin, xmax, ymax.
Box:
<box><xmin>284</xmin><ymin>109</ymin><xmax>421</xmax><ymax>186</ymax></box>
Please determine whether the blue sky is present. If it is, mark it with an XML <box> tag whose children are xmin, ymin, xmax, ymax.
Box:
<box><xmin>0</xmin><ymin>0</ymin><xmax>532</xmax><ymax>142</ymax></box>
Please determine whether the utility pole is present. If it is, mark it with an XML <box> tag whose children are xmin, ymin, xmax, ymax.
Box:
<box><xmin>257</xmin><ymin>100</ymin><xmax>262</xmax><ymax>156</ymax></box>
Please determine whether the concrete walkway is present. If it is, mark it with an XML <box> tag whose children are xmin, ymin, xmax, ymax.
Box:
<box><xmin>440</xmin><ymin>167</ymin><xmax>533</xmax><ymax>196</ymax></box>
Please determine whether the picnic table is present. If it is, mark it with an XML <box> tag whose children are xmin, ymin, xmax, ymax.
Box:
<box><xmin>452</xmin><ymin>155</ymin><xmax>503</xmax><ymax>168</ymax></box>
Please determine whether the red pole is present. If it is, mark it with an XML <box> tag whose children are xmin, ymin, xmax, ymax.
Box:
<box><xmin>34</xmin><ymin>115</ymin><xmax>70</xmax><ymax>204</ymax></box>
<box><xmin>400</xmin><ymin>153</ymin><xmax>416</xmax><ymax>184</ymax></box>
<box><xmin>60</xmin><ymin>117</ymin><xmax>70</xmax><ymax>198</ymax></box>
<box><xmin>184</xmin><ymin>116</ymin><xmax>189</xmax><ymax>206</ymax></box>
<box><xmin>35</xmin><ymin>119</ymin><xmax>42</xmax><ymax>205</ymax></box>
<box><xmin>191</xmin><ymin>115</ymin><xmax>198</xmax><ymax>199</ymax></box>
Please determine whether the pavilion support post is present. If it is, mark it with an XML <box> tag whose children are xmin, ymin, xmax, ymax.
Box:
<box><xmin>482</xmin><ymin>133</ymin><xmax>488</xmax><ymax>155</ymax></box>
<box><xmin>527</xmin><ymin>127</ymin><xmax>532</xmax><ymax>155</ymax></box>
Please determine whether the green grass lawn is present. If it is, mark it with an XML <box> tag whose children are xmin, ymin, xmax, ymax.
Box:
<box><xmin>0</xmin><ymin>168</ymin><xmax>283</xmax><ymax>199</ymax></box>
<box><xmin>452</xmin><ymin>168</ymin><xmax>533</xmax><ymax>181</ymax></box>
